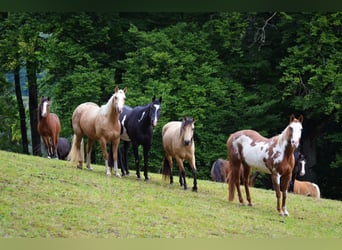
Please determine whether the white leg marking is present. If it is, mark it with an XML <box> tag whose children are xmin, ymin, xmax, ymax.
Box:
<box><xmin>114</xmin><ymin>160</ymin><xmax>121</xmax><ymax>178</ymax></box>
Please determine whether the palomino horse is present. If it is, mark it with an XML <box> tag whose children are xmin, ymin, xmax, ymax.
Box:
<box><xmin>162</xmin><ymin>117</ymin><xmax>197</xmax><ymax>191</ymax></box>
<box><xmin>117</xmin><ymin>96</ymin><xmax>162</xmax><ymax>180</ymax></box>
<box><xmin>227</xmin><ymin>114</ymin><xmax>303</xmax><ymax>216</ymax></box>
<box><xmin>37</xmin><ymin>96</ymin><xmax>61</xmax><ymax>159</ymax></box>
<box><xmin>293</xmin><ymin>180</ymin><xmax>321</xmax><ymax>199</ymax></box>
<box><xmin>68</xmin><ymin>86</ymin><xmax>127</xmax><ymax>177</ymax></box>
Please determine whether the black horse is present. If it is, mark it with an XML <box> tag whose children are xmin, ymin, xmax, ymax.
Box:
<box><xmin>57</xmin><ymin>137</ymin><xmax>71</xmax><ymax>160</ymax></box>
<box><xmin>109</xmin><ymin>96</ymin><xmax>162</xmax><ymax>180</ymax></box>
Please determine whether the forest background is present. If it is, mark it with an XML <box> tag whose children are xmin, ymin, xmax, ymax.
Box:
<box><xmin>0</xmin><ymin>12</ymin><xmax>341</xmax><ymax>200</ymax></box>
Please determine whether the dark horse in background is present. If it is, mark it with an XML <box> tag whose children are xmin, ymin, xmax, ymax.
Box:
<box><xmin>109</xmin><ymin>96</ymin><xmax>162</xmax><ymax>180</ymax></box>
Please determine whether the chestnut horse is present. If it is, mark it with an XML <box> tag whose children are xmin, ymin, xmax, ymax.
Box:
<box><xmin>227</xmin><ymin>114</ymin><xmax>303</xmax><ymax>216</ymax></box>
<box><xmin>68</xmin><ymin>86</ymin><xmax>127</xmax><ymax>177</ymax></box>
<box><xmin>162</xmin><ymin>117</ymin><xmax>197</xmax><ymax>191</ymax></box>
<box><xmin>37</xmin><ymin>96</ymin><xmax>61</xmax><ymax>159</ymax></box>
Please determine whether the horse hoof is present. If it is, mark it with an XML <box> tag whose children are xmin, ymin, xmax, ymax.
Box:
<box><xmin>116</xmin><ymin>173</ymin><xmax>121</xmax><ymax>178</ymax></box>
<box><xmin>192</xmin><ymin>187</ymin><xmax>198</xmax><ymax>192</ymax></box>
<box><xmin>248</xmin><ymin>203</ymin><xmax>254</xmax><ymax>207</ymax></box>
<box><xmin>136</xmin><ymin>177</ymin><xmax>141</xmax><ymax>181</ymax></box>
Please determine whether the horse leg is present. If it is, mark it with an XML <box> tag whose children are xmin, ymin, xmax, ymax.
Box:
<box><xmin>111</xmin><ymin>139</ymin><xmax>121</xmax><ymax>178</ymax></box>
<box><xmin>42</xmin><ymin>136</ymin><xmax>51</xmax><ymax>159</ymax></box>
<box><xmin>120</xmin><ymin>141</ymin><xmax>130</xmax><ymax>176</ymax></box>
<box><xmin>234</xmin><ymin>164</ymin><xmax>245</xmax><ymax>205</ymax></box>
<box><xmin>176</xmin><ymin>158</ymin><xmax>187</xmax><ymax>190</ymax></box>
<box><xmin>142</xmin><ymin>144</ymin><xmax>151</xmax><ymax>181</ymax></box>
<box><xmin>271</xmin><ymin>172</ymin><xmax>283</xmax><ymax>216</ymax></box>
<box><xmin>165</xmin><ymin>155</ymin><xmax>174</xmax><ymax>185</ymax></box>
<box><xmin>188</xmin><ymin>156</ymin><xmax>198</xmax><ymax>192</ymax></box>
<box><xmin>243</xmin><ymin>164</ymin><xmax>253</xmax><ymax>206</ymax></box>
<box><xmin>86</xmin><ymin>139</ymin><xmax>94</xmax><ymax>170</ymax></box>
<box><xmin>132</xmin><ymin>142</ymin><xmax>141</xmax><ymax>180</ymax></box>
<box><xmin>98</xmin><ymin>138</ymin><xmax>111</xmax><ymax>176</ymax></box>
<box><xmin>280</xmin><ymin>173</ymin><xmax>291</xmax><ymax>216</ymax></box>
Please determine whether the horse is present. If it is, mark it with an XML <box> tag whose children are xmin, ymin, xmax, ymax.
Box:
<box><xmin>250</xmin><ymin>151</ymin><xmax>306</xmax><ymax>190</ymax></box>
<box><xmin>68</xmin><ymin>86</ymin><xmax>127</xmax><ymax>177</ymax></box>
<box><xmin>226</xmin><ymin>114</ymin><xmax>303</xmax><ymax>216</ymax></box>
<box><xmin>37</xmin><ymin>96</ymin><xmax>61</xmax><ymax>159</ymax></box>
<box><xmin>162</xmin><ymin>117</ymin><xmax>197</xmax><ymax>191</ymax></box>
<box><xmin>115</xmin><ymin>96</ymin><xmax>162</xmax><ymax>180</ymax></box>
<box><xmin>211</xmin><ymin>159</ymin><xmax>229</xmax><ymax>182</ymax></box>
<box><xmin>293</xmin><ymin>180</ymin><xmax>321</xmax><ymax>199</ymax></box>
<box><xmin>57</xmin><ymin>137</ymin><xmax>71</xmax><ymax>160</ymax></box>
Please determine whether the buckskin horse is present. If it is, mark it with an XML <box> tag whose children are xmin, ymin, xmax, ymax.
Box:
<box><xmin>227</xmin><ymin>114</ymin><xmax>303</xmax><ymax>216</ymax></box>
<box><xmin>37</xmin><ymin>96</ymin><xmax>61</xmax><ymax>159</ymax></box>
<box><xmin>68</xmin><ymin>86</ymin><xmax>127</xmax><ymax>177</ymax></box>
<box><xmin>162</xmin><ymin>117</ymin><xmax>197</xmax><ymax>191</ymax></box>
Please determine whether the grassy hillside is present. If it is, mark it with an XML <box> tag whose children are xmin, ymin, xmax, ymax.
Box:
<box><xmin>0</xmin><ymin>150</ymin><xmax>341</xmax><ymax>238</ymax></box>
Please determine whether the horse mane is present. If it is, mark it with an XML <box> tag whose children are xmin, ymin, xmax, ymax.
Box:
<box><xmin>179</xmin><ymin>117</ymin><xmax>194</xmax><ymax>137</ymax></box>
<box><xmin>99</xmin><ymin>95</ymin><xmax>114</xmax><ymax>116</ymax></box>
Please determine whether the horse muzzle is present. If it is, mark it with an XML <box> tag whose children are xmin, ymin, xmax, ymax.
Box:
<box><xmin>184</xmin><ymin>140</ymin><xmax>191</xmax><ymax>146</ymax></box>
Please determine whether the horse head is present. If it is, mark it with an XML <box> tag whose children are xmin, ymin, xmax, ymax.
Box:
<box><xmin>40</xmin><ymin>96</ymin><xmax>50</xmax><ymax>118</ymax></box>
<box><xmin>295</xmin><ymin>153</ymin><xmax>306</xmax><ymax>177</ymax></box>
<box><xmin>113</xmin><ymin>86</ymin><xmax>127</xmax><ymax>113</ymax></box>
<box><xmin>149</xmin><ymin>96</ymin><xmax>162</xmax><ymax>127</ymax></box>
<box><xmin>288</xmin><ymin>114</ymin><xmax>303</xmax><ymax>148</ymax></box>
<box><xmin>180</xmin><ymin>117</ymin><xmax>195</xmax><ymax>146</ymax></box>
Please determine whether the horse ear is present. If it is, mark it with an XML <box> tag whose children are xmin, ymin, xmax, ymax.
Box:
<box><xmin>123</xmin><ymin>87</ymin><xmax>127</xmax><ymax>93</ymax></box>
<box><xmin>152</xmin><ymin>96</ymin><xmax>156</xmax><ymax>101</ymax></box>
<box><xmin>289</xmin><ymin>114</ymin><xmax>295</xmax><ymax>123</ymax></box>
<box><xmin>47</xmin><ymin>97</ymin><xmax>50</xmax><ymax>101</ymax></box>
<box><xmin>298</xmin><ymin>114</ymin><xmax>304</xmax><ymax>123</ymax></box>
<box><xmin>159</xmin><ymin>96</ymin><xmax>162</xmax><ymax>103</ymax></box>
<box><xmin>115</xmin><ymin>85</ymin><xmax>119</xmax><ymax>92</ymax></box>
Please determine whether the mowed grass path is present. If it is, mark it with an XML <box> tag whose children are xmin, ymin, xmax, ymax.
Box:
<box><xmin>0</xmin><ymin>150</ymin><xmax>341</xmax><ymax>238</ymax></box>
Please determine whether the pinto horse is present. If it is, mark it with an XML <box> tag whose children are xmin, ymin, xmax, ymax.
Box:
<box><xmin>162</xmin><ymin>117</ymin><xmax>197</xmax><ymax>191</ymax></box>
<box><xmin>117</xmin><ymin>96</ymin><xmax>162</xmax><ymax>180</ymax></box>
<box><xmin>68</xmin><ymin>86</ymin><xmax>127</xmax><ymax>177</ymax></box>
<box><xmin>37</xmin><ymin>96</ymin><xmax>61</xmax><ymax>159</ymax></box>
<box><xmin>227</xmin><ymin>114</ymin><xmax>303</xmax><ymax>216</ymax></box>
<box><xmin>250</xmin><ymin>151</ymin><xmax>306</xmax><ymax>190</ymax></box>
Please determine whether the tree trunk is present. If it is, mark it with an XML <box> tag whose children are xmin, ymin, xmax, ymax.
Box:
<box><xmin>14</xmin><ymin>65</ymin><xmax>29</xmax><ymax>154</ymax></box>
<box><xmin>27</xmin><ymin>59</ymin><xmax>41</xmax><ymax>156</ymax></box>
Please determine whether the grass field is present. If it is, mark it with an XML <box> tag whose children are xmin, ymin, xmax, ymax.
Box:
<box><xmin>0</xmin><ymin>150</ymin><xmax>341</xmax><ymax>238</ymax></box>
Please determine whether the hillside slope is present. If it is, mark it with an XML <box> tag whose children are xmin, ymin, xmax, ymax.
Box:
<box><xmin>0</xmin><ymin>150</ymin><xmax>341</xmax><ymax>238</ymax></box>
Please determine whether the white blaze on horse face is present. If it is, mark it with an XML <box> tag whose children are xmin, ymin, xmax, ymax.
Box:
<box><xmin>299</xmin><ymin>159</ymin><xmax>306</xmax><ymax>176</ymax></box>
<box><xmin>41</xmin><ymin>101</ymin><xmax>48</xmax><ymax>117</ymax></box>
<box><xmin>115</xmin><ymin>90</ymin><xmax>126</xmax><ymax>113</ymax></box>
<box><xmin>152</xmin><ymin>104</ymin><xmax>160</xmax><ymax>127</ymax></box>
<box><xmin>233</xmin><ymin>135</ymin><xmax>271</xmax><ymax>174</ymax></box>
<box><xmin>290</xmin><ymin>121</ymin><xmax>303</xmax><ymax>148</ymax></box>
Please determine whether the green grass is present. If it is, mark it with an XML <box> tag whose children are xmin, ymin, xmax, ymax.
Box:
<box><xmin>0</xmin><ymin>150</ymin><xmax>341</xmax><ymax>238</ymax></box>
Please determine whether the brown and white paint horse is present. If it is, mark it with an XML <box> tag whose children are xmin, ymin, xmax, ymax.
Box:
<box><xmin>68</xmin><ymin>86</ymin><xmax>127</xmax><ymax>177</ymax></box>
<box><xmin>227</xmin><ymin>114</ymin><xmax>303</xmax><ymax>216</ymax></box>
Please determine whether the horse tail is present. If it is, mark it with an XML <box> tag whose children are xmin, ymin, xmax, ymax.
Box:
<box><xmin>312</xmin><ymin>183</ymin><xmax>321</xmax><ymax>199</ymax></box>
<box><xmin>162</xmin><ymin>157</ymin><xmax>171</xmax><ymax>180</ymax></box>
<box><xmin>67</xmin><ymin>134</ymin><xmax>84</xmax><ymax>163</ymax></box>
<box><xmin>211</xmin><ymin>160</ymin><xmax>221</xmax><ymax>182</ymax></box>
